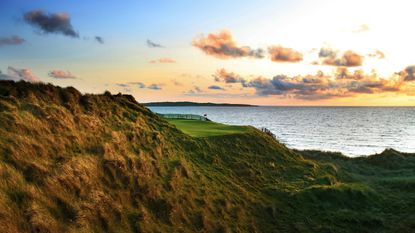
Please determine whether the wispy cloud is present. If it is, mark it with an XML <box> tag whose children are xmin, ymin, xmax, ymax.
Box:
<box><xmin>192</xmin><ymin>30</ymin><xmax>264</xmax><ymax>59</ymax></box>
<box><xmin>367</xmin><ymin>50</ymin><xmax>385</xmax><ymax>59</ymax></box>
<box><xmin>184</xmin><ymin>86</ymin><xmax>203</xmax><ymax>94</ymax></box>
<box><xmin>146</xmin><ymin>39</ymin><xmax>164</xmax><ymax>48</ymax></box>
<box><xmin>94</xmin><ymin>36</ymin><xmax>104</xmax><ymax>44</ymax></box>
<box><xmin>268</xmin><ymin>46</ymin><xmax>303</xmax><ymax>62</ymax></box>
<box><xmin>148</xmin><ymin>84</ymin><xmax>162</xmax><ymax>90</ymax></box>
<box><xmin>24</xmin><ymin>10</ymin><xmax>79</xmax><ymax>38</ymax></box>
<box><xmin>128</xmin><ymin>82</ymin><xmax>146</xmax><ymax>88</ymax></box>
<box><xmin>116</xmin><ymin>83</ymin><xmax>131</xmax><ymax>92</ymax></box>
<box><xmin>149</xmin><ymin>57</ymin><xmax>176</xmax><ymax>63</ymax></box>
<box><xmin>0</xmin><ymin>66</ymin><xmax>40</xmax><ymax>82</ymax></box>
<box><xmin>116</xmin><ymin>82</ymin><xmax>163</xmax><ymax>91</ymax></box>
<box><xmin>116</xmin><ymin>83</ymin><xmax>129</xmax><ymax>88</ymax></box>
<box><xmin>171</xmin><ymin>79</ymin><xmax>182</xmax><ymax>86</ymax></box>
<box><xmin>353</xmin><ymin>24</ymin><xmax>370</xmax><ymax>33</ymax></box>
<box><xmin>208</xmin><ymin>85</ymin><xmax>225</xmax><ymax>90</ymax></box>
<box><xmin>0</xmin><ymin>36</ymin><xmax>25</xmax><ymax>46</ymax></box>
<box><xmin>48</xmin><ymin>70</ymin><xmax>76</xmax><ymax>79</ymax></box>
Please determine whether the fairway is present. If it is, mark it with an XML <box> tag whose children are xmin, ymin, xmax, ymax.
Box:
<box><xmin>166</xmin><ymin>119</ymin><xmax>250</xmax><ymax>137</ymax></box>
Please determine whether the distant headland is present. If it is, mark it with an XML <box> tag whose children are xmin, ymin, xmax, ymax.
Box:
<box><xmin>144</xmin><ymin>101</ymin><xmax>257</xmax><ymax>107</ymax></box>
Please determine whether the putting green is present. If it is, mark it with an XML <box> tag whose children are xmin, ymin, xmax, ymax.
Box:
<box><xmin>166</xmin><ymin>118</ymin><xmax>250</xmax><ymax>137</ymax></box>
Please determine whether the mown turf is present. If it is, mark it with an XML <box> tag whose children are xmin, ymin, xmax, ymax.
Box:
<box><xmin>0</xmin><ymin>80</ymin><xmax>414</xmax><ymax>233</ymax></box>
<box><xmin>165</xmin><ymin>118</ymin><xmax>250</xmax><ymax>137</ymax></box>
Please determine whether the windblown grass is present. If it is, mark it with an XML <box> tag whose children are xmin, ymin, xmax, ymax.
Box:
<box><xmin>0</xmin><ymin>80</ymin><xmax>414</xmax><ymax>232</ymax></box>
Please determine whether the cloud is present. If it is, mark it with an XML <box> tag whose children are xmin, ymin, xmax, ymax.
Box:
<box><xmin>268</xmin><ymin>46</ymin><xmax>303</xmax><ymax>62</ymax></box>
<box><xmin>180</xmin><ymin>73</ymin><xmax>204</xmax><ymax>79</ymax></box>
<box><xmin>193</xmin><ymin>86</ymin><xmax>202</xmax><ymax>93</ymax></box>
<box><xmin>208</xmin><ymin>85</ymin><xmax>225</xmax><ymax>90</ymax></box>
<box><xmin>213</xmin><ymin>68</ymin><xmax>247</xmax><ymax>86</ymax></box>
<box><xmin>24</xmin><ymin>10</ymin><xmax>79</xmax><ymax>38</ymax></box>
<box><xmin>334</xmin><ymin>67</ymin><xmax>366</xmax><ymax>80</ymax></box>
<box><xmin>0</xmin><ymin>66</ymin><xmax>40</xmax><ymax>82</ymax></box>
<box><xmin>116</xmin><ymin>83</ymin><xmax>129</xmax><ymax>87</ymax></box>
<box><xmin>147</xmin><ymin>84</ymin><xmax>162</xmax><ymax>90</ymax></box>
<box><xmin>117</xmin><ymin>82</ymin><xmax>163</xmax><ymax>90</ymax></box>
<box><xmin>368</xmin><ymin>50</ymin><xmax>385</xmax><ymax>59</ymax></box>
<box><xmin>248</xmin><ymin>70</ymin><xmax>400</xmax><ymax>99</ymax></box>
<box><xmin>94</xmin><ymin>36</ymin><xmax>104</xmax><ymax>44</ymax></box>
<box><xmin>48</xmin><ymin>70</ymin><xmax>76</xmax><ymax>79</ymax></box>
<box><xmin>128</xmin><ymin>82</ymin><xmax>146</xmax><ymax>88</ymax></box>
<box><xmin>353</xmin><ymin>24</ymin><xmax>370</xmax><ymax>33</ymax></box>
<box><xmin>149</xmin><ymin>57</ymin><xmax>176</xmax><ymax>63</ymax></box>
<box><xmin>146</xmin><ymin>39</ymin><xmax>164</xmax><ymax>48</ymax></box>
<box><xmin>335</xmin><ymin>51</ymin><xmax>364</xmax><ymax>66</ymax></box>
<box><xmin>316</xmin><ymin>47</ymin><xmax>364</xmax><ymax>67</ymax></box>
<box><xmin>0</xmin><ymin>36</ymin><xmax>25</xmax><ymax>46</ymax></box>
<box><xmin>116</xmin><ymin>83</ymin><xmax>132</xmax><ymax>92</ymax></box>
<box><xmin>171</xmin><ymin>79</ymin><xmax>182</xmax><ymax>86</ymax></box>
<box><xmin>215</xmin><ymin>68</ymin><xmax>411</xmax><ymax>100</ymax></box>
<box><xmin>318</xmin><ymin>47</ymin><xmax>337</xmax><ymax>58</ymax></box>
<box><xmin>183</xmin><ymin>92</ymin><xmax>251</xmax><ymax>98</ymax></box>
<box><xmin>398</xmin><ymin>65</ymin><xmax>415</xmax><ymax>82</ymax></box>
<box><xmin>185</xmin><ymin>86</ymin><xmax>203</xmax><ymax>94</ymax></box>
<box><xmin>192</xmin><ymin>30</ymin><xmax>264</xmax><ymax>59</ymax></box>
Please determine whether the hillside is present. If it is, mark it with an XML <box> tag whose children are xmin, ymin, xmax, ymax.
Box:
<box><xmin>0</xmin><ymin>80</ymin><xmax>414</xmax><ymax>233</ymax></box>
<box><xmin>144</xmin><ymin>101</ymin><xmax>256</xmax><ymax>107</ymax></box>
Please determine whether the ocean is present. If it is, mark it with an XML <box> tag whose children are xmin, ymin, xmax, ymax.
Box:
<box><xmin>149</xmin><ymin>106</ymin><xmax>415</xmax><ymax>157</ymax></box>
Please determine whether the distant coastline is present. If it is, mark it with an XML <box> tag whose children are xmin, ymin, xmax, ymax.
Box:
<box><xmin>144</xmin><ymin>101</ymin><xmax>257</xmax><ymax>107</ymax></box>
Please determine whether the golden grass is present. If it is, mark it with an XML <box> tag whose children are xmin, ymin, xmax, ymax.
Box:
<box><xmin>0</xmin><ymin>81</ymin><xmax>414</xmax><ymax>232</ymax></box>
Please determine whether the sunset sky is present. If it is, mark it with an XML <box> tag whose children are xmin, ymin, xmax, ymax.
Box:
<box><xmin>1</xmin><ymin>0</ymin><xmax>415</xmax><ymax>105</ymax></box>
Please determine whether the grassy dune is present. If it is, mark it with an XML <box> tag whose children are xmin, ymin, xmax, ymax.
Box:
<box><xmin>0</xmin><ymin>80</ymin><xmax>414</xmax><ymax>232</ymax></box>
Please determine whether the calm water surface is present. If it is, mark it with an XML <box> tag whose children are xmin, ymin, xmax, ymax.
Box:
<box><xmin>149</xmin><ymin>106</ymin><xmax>415</xmax><ymax>157</ymax></box>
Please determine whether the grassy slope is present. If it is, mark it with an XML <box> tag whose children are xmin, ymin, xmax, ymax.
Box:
<box><xmin>165</xmin><ymin>119</ymin><xmax>249</xmax><ymax>137</ymax></box>
<box><xmin>0</xmin><ymin>80</ymin><xmax>414</xmax><ymax>233</ymax></box>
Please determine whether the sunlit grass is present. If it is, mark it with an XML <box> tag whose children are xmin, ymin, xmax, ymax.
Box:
<box><xmin>0</xmin><ymin>80</ymin><xmax>414</xmax><ymax>232</ymax></box>
<box><xmin>165</xmin><ymin>118</ymin><xmax>250</xmax><ymax>137</ymax></box>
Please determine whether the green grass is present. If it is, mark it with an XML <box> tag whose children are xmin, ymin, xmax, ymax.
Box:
<box><xmin>165</xmin><ymin>118</ymin><xmax>250</xmax><ymax>137</ymax></box>
<box><xmin>1</xmin><ymin>80</ymin><xmax>415</xmax><ymax>232</ymax></box>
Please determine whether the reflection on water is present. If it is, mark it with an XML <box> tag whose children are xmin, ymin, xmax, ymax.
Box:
<box><xmin>150</xmin><ymin>106</ymin><xmax>415</xmax><ymax>157</ymax></box>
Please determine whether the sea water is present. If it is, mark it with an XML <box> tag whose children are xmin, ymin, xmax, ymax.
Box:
<box><xmin>150</xmin><ymin>106</ymin><xmax>415</xmax><ymax>157</ymax></box>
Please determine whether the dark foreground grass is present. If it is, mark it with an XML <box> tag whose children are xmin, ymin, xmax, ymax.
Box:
<box><xmin>165</xmin><ymin>118</ymin><xmax>250</xmax><ymax>137</ymax></box>
<box><xmin>0</xmin><ymin>80</ymin><xmax>414</xmax><ymax>233</ymax></box>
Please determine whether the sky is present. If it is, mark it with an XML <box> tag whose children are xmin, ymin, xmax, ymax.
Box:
<box><xmin>1</xmin><ymin>0</ymin><xmax>415</xmax><ymax>106</ymax></box>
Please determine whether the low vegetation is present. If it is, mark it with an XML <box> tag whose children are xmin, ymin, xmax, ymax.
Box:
<box><xmin>0</xmin><ymin>80</ymin><xmax>414</xmax><ymax>232</ymax></box>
